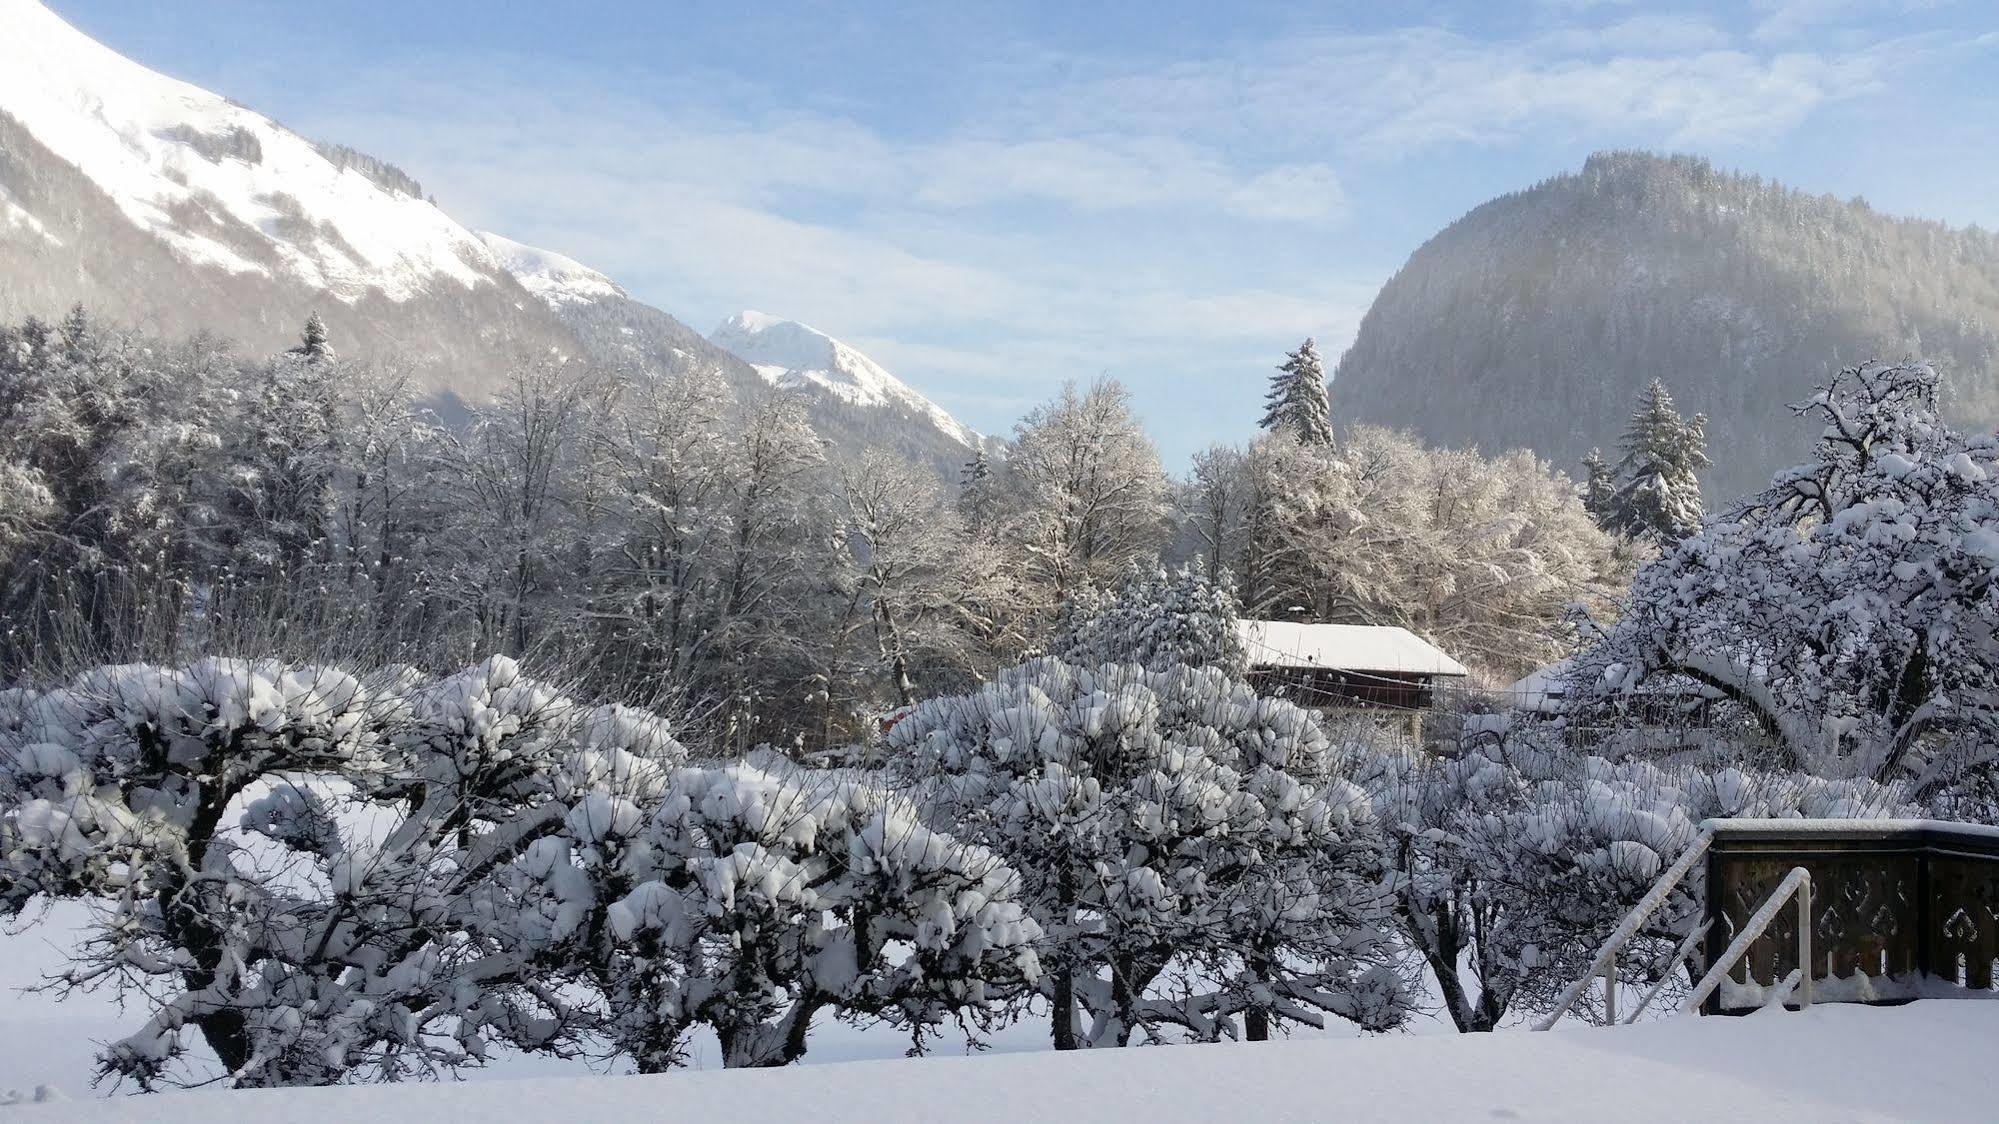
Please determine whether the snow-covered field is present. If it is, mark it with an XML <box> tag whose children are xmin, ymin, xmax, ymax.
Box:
<box><xmin>3</xmin><ymin>906</ymin><xmax>1985</xmax><ymax>1121</ymax></box>
<box><xmin>0</xmin><ymin>903</ymin><xmax>1072</xmax><ymax>1095</ymax></box>
<box><xmin>8</xmin><ymin>1001</ymin><xmax>1991</xmax><ymax>1122</ymax></box>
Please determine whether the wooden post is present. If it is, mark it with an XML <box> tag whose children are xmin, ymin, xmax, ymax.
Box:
<box><xmin>1796</xmin><ymin>874</ymin><xmax>1812</xmax><ymax>1010</ymax></box>
<box><xmin>1702</xmin><ymin>844</ymin><xmax>1725</xmax><ymax>1016</ymax></box>
<box><xmin>1603</xmin><ymin>960</ymin><xmax>1616</xmax><ymax>1024</ymax></box>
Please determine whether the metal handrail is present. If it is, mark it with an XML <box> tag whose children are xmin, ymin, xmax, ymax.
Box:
<box><xmin>1626</xmin><ymin>918</ymin><xmax>1712</xmax><ymax>1022</ymax></box>
<box><xmin>1684</xmin><ymin>865</ymin><xmax>1813</xmax><ymax>1014</ymax></box>
<box><xmin>1533</xmin><ymin>826</ymin><xmax>1714</xmax><ymax>1031</ymax></box>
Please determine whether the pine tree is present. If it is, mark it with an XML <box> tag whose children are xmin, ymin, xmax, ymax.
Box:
<box><xmin>232</xmin><ymin>335</ymin><xmax>344</xmax><ymax>574</ymax></box>
<box><xmin>1605</xmin><ymin>379</ymin><xmax>1707</xmax><ymax>540</ymax></box>
<box><xmin>1261</xmin><ymin>338</ymin><xmax>1334</xmax><ymax>446</ymax></box>
<box><xmin>957</xmin><ymin>449</ymin><xmax>996</xmax><ymax>540</ymax></box>
<box><xmin>1580</xmin><ymin>447</ymin><xmax>1614</xmax><ymax>526</ymax></box>
<box><xmin>1049</xmin><ymin>563</ymin><xmax>1247</xmax><ymax>674</ymax></box>
<box><xmin>292</xmin><ymin>312</ymin><xmax>334</xmax><ymax>364</ymax></box>
<box><xmin>57</xmin><ymin>303</ymin><xmax>91</xmax><ymax>356</ymax></box>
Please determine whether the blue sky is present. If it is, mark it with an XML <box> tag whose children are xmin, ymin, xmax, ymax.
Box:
<box><xmin>45</xmin><ymin>0</ymin><xmax>1999</xmax><ymax>466</ymax></box>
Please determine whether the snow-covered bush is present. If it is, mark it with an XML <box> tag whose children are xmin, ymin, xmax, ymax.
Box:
<box><xmin>0</xmin><ymin>658</ymin><xmax>425</xmax><ymax>1086</ymax></box>
<box><xmin>0</xmin><ymin>655</ymin><xmax>1037</xmax><ymax>1086</ymax></box>
<box><xmin>1564</xmin><ymin>361</ymin><xmax>1999</xmax><ymax>810</ymax></box>
<box><xmin>887</xmin><ymin>657</ymin><xmax>1405</xmax><ymax>1048</ymax></box>
<box><xmin>1351</xmin><ymin>728</ymin><xmax>1905</xmax><ymax>1031</ymax></box>
<box><xmin>520</xmin><ymin>762</ymin><xmax>1042</xmax><ymax>1069</ymax></box>
<box><xmin>1048</xmin><ymin>564</ymin><xmax>1247</xmax><ymax>675</ymax></box>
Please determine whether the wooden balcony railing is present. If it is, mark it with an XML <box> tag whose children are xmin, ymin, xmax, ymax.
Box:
<box><xmin>1702</xmin><ymin>819</ymin><xmax>1999</xmax><ymax>1013</ymax></box>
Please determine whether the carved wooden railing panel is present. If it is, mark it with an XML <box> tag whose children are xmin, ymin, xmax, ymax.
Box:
<box><xmin>1930</xmin><ymin>853</ymin><xmax>1999</xmax><ymax>989</ymax></box>
<box><xmin>1702</xmin><ymin>820</ymin><xmax>1999</xmax><ymax>1014</ymax></box>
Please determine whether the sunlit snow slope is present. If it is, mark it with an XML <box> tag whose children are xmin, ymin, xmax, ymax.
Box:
<box><xmin>710</xmin><ymin>310</ymin><xmax>981</xmax><ymax>448</ymax></box>
<box><xmin>0</xmin><ymin>0</ymin><xmax>503</xmax><ymax>301</ymax></box>
<box><xmin>475</xmin><ymin>232</ymin><xmax>625</xmax><ymax>307</ymax></box>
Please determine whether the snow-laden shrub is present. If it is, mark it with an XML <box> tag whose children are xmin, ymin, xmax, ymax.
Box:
<box><xmin>1352</xmin><ymin>727</ymin><xmax>1906</xmax><ymax>1031</ymax></box>
<box><xmin>888</xmin><ymin>657</ymin><xmax>1404</xmax><ymax>1048</ymax></box>
<box><xmin>0</xmin><ymin>658</ymin><xmax>411</xmax><ymax>1085</ymax></box>
<box><xmin>0</xmin><ymin>655</ymin><xmax>1037</xmax><ymax>1086</ymax></box>
<box><xmin>513</xmin><ymin>761</ymin><xmax>1042</xmax><ymax>1070</ymax></box>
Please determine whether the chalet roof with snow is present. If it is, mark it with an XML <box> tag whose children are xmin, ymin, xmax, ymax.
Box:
<box><xmin>1236</xmin><ymin>620</ymin><xmax>1469</xmax><ymax>678</ymax></box>
<box><xmin>1504</xmin><ymin>658</ymin><xmax>1572</xmax><ymax>713</ymax></box>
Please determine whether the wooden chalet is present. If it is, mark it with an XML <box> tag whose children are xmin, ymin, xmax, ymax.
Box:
<box><xmin>1237</xmin><ymin>620</ymin><xmax>1470</xmax><ymax>713</ymax></box>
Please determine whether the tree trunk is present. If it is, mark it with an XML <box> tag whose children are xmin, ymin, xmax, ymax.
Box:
<box><xmin>1245</xmin><ymin>949</ymin><xmax>1273</xmax><ymax>1041</ymax></box>
<box><xmin>1052</xmin><ymin>968</ymin><xmax>1078</xmax><ymax>1050</ymax></box>
<box><xmin>1427</xmin><ymin>945</ymin><xmax>1482</xmax><ymax>1033</ymax></box>
<box><xmin>173</xmin><ymin>788</ymin><xmax>258</xmax><ymax>1078</ymax></box>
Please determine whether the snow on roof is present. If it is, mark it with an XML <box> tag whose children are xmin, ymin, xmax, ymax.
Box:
<box><xmin>1504</xmin><ymin>657</ymin><xmax>1736</xmax><ymax>713</ymax></box>
<box><xmin>1504</xmin><ymin>658</ymin><xmax>1572</xmax><ymax>712</ymax></box>
<box><xmin>1236</xmin><ymin>620</ymin><xmax>1468</xmax><ymax>678</ymax></box>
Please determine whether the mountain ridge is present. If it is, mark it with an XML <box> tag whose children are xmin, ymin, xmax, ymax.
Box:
<box><xmin>0</xmin><ymin>0</ymin><xmax>986</xmax><ymax>479</ymax></box>
<box><xmin>710</xmin><ymin>310</ymin><xmax>984</xmax><ymax>449</ymax></box>
<box><xmin>1330</xmin><ymin>150</ymin><xmax>1999</xmax><ymax>499</ymax></box>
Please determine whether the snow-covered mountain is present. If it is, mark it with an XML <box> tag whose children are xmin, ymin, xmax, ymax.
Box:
<box><xmin>0</xmin><ymin>0</ymin><xmax>987</xmax><ymax>479</ymax></box>
<box><xmin>710</xmin><ymin>311</ymin><xmax>981</xmax><ymax>448</ymax></box>
<box><xmin>476</xmin><ymin>232</ymin><xmax>626</xmax><ymax>308</ymax></box>
<box><xmin>0</xmin><ymin>0</ymin><xmax>496</xmax><ymax>301</ymax></box>
<box><xmin>1331</xmin><ymin>151</ymin><xmax>1999</xmax><ymax>500</ymax></box>
<box><xmin>460</xmin><ymin>240</ymin><xmax>992</xmax><ymax>476</ymax></box>
<box><xmin>0</xmin><ymin>0</ymin><xmax>578</xmax><ymax>400</ymax></box>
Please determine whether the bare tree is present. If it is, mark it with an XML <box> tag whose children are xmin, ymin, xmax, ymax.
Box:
<box><xmin>999</xmin><ymin>379</ymin><xmax>1167</xmax><ymax>616</ymax></box>
<box><xmin>443</xmin><ymin>358</ymin><xmax>602</xmax><ymax>657</ymax></box>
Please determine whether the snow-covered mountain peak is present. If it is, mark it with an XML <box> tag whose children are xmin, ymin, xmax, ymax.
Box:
<box><xmin>0</xmin><ymin>0</ymin><xmax>499</xmax><ymax>302</ymax></box>
<box><xmin>711</xmin><ymin>310</ymin><xmax>842</xmax><ymax>372</ymax></box>
<box><xmin>708</xmin><ymin>311</ymin><xmax>980</xmax><ymax>447</ymax></box>
<box><xmin>477</xmin><ymin>232</ymin><xmax>625</xmax><ymax>306</ymax></box>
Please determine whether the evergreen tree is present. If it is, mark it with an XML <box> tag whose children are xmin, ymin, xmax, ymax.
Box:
<box><xmin>57</xmin><ymin>303</ymin><xmax>91</xmax><ymax>356</ymax></box>
<box><xmin>292</xmin><ymin>311</ymin><xmax>334</xmax><ymax>364</ymax></box>
<box><xmin>1605</xmin><ymin>379</ymin><xmax>1706</xmax><ymax>540</ymax></box>
<box><xmin>1049</xmin><ymin>563</ymin><xmax>1247</xmax><ymax>674</ymax></box>
<box><xmin>232</xmin><ymin>333</ymin><xmax>344</xmax><ymax>574</ymax></box>
<box><xmin>1580</xmin><ymin>447</ymin><xmax>1614</xmax><ymax>526</ymax></box>
<box><xmin>957</xmin><ymin>449</ymin><xmax>997</xmax><ymax>540</ymax></box>
<box><xmin>1261</xmin><ymin>338</ymin><xmax>1334</xmax><ymax>446</ymax></box>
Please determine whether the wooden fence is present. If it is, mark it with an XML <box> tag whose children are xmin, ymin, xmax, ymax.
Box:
<box><xmin>1702</xmin><ymin>819</ymin><xmax>1999</xmax><ymax>1013</ymax></box>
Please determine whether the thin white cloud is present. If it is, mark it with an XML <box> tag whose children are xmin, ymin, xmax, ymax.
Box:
<box><xmin>1748</xmin><ymin>0</ymin><xmax>1955</xmax><ymax>43</ymax></box>
<box><xmin>1224</xmin><ymin>165</ymin><xmax>1348</xmax><ymax>223</ymax></box>
<box><xmin>1540</xmin><ymin>14</ymin><xmax>1735</xmax><ymax>54</ymax></box>
<box><xmin>910</xmin><ymin>136</ymin><xmax>1346</xmax><ymax>224</ymax></box>
<box><xmin>272</xmin><ymin>5</ymin><xmax>1950</xmax><ymax>456</ymax></box>
<box><xmin>1013</xmin><ymin>24</ymin><xmax>1896</xmax><ymax>153</ymax></box>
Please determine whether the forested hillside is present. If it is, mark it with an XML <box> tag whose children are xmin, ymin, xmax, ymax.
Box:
<box><xmin>1332</xmin><ymin>151</ymin><xmax>1999</xmax><ymax>499</ymax></box>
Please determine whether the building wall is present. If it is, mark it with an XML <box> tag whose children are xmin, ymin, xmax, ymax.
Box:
<box><xmin>1246</xmin><ymin>667</ymin><xmax>1443</xmax><ymax>711</ymax></box>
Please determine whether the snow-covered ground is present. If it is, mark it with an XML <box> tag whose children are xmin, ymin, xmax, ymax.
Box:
<box><xmin>2</xmin><ymin>908</ymin><xmax>1984</xmax><ymax>1121</ymax></box>
<box><xmin>9</xmin><ymin>1001</ymin><xmax>1991</xmax><ymax>1122</ymax></box>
